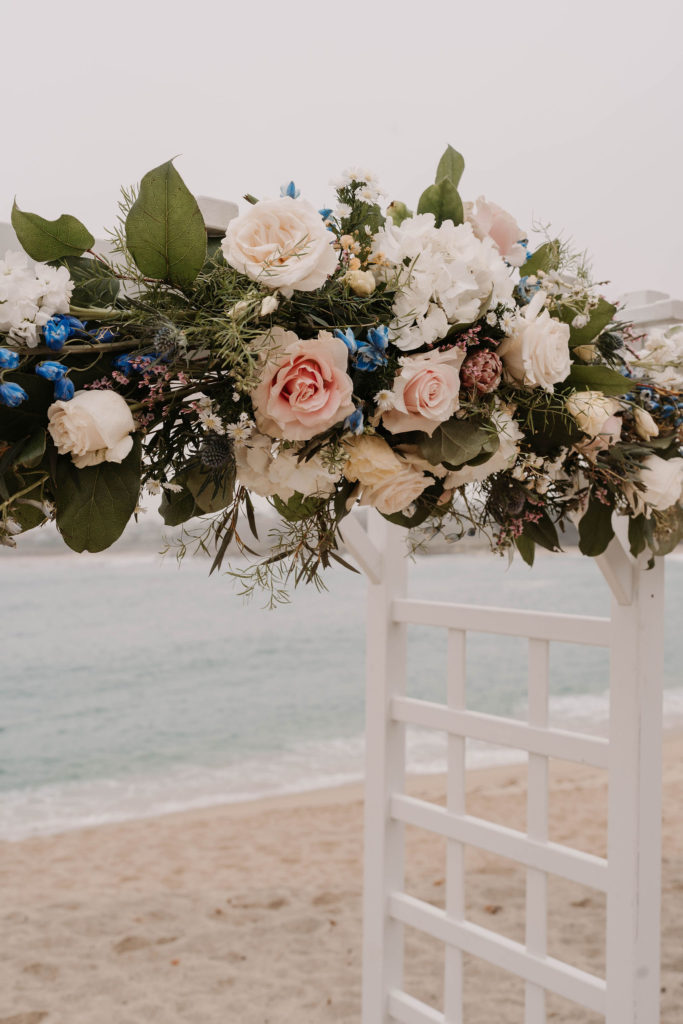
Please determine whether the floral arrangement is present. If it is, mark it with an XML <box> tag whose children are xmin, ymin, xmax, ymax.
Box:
<box><xmin>1</xmin><ymin>148</ymin><xmax>681</xmax><ymax>596</ymax></box>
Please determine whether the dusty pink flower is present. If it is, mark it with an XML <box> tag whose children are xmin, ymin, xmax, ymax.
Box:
<box><xmin>460</xmin><ymin>349</ymin><xmax>503</xmax><ymax>394</ymax></box>
<box><xmin>381</xmin><ymin>347</ymin><xmax>465</xmax><ymax>436</ymax></box>
<box><xmin>466</xmin><ymin>196</ymin><xmax>526</xmax><ymax>266</ymax></box>
<box><xmin>251</xmin><ymin>327</ymin><xmax>355</xmax><ymax>441</ymax></box>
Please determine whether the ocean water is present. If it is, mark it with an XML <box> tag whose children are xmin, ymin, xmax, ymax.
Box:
<box><xmin>1</xmin><ymin>548</ymin><xmax>681</xmax><ymax>840</ymax></box>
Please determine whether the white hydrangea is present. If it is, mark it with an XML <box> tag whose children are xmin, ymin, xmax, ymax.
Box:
<box><xmin>371</xmin><ymin>216</ymin><xmax>513</xmax><ymax>351</ymax></box>
<box><xmin>235</xmin><ymin>434</ymin><xmax>341</xmax><ymax>501</ymax></box>
<box><xmin>629</xmin><ymin>325</ymin><xmax>683</xmax><ymax>389</ymax></box>
<box><xmin>0</xmin><ymin>251</ymin><xmax>74</xmax><ymax>347</ymax></box>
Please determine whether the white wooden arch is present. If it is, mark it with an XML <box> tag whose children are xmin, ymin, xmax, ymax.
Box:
<box><xmin>343</xmin><ymin>295</ymin><xmax>679</xmax><ymax>1024</ymax></box>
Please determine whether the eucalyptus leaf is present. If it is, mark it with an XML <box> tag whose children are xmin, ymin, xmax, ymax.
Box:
<box><xmin>55</xmin><ymin>437</ymin><xmax>142</xmax><ymax>553</ymax></box>
<box><xmin>272</xmin><ymin>492</ymin><xmax>326</xmax><ymax>522</ymax></box>
<box><xmin>417</xmin><ymin>178</ymin><xmax>464</xmax><ymax>227</ymax></box>
<box><xmin>515</xmin><ymin>533</ymin><xmax>535</xmax><ymax>566</ymax></box>
<box><xmin>566</xmin><ymin>364</ymin><xmax>630</xmax><ymax>396</ymax></box>
<box><xmin>435</xmin><ymin>145</ymin><xmax>465</xmax><ymax>188</ymax></box>
<box><xmin>11</xmin><ymin>202</ymin><xmax>94</xmax><ymax>261</ymax></box>
<box><xmin>578</xmin><ymin>495</ymin><xmax>615</xmax><ymax>556</ymax></box>
<box><xmin>125</xmin><ymin>160</ymin><xmax>207</xmax><ymax>289</ymax></box>
<box><xmin>418</xmin><ymin>418</ymin><xmax>496</xmax><ymax>469</ymax></box>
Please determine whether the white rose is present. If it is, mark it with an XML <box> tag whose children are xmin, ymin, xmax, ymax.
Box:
<box><xmin>497</xmin><ymin>290</ymin><xmax>571</xmax><ymax>391</ymax></box>
<box><xmin>635</xmin><ymin>455</ymin><xmax>683</xmax><ymax>514</ymax></box>
<box><xmin>222</xmin><ymin>197</ymin><xmax>339</xmax><ymax>296</ymax></box>
<box><xmin>564</xmin><ymin>390</ymin><xmax>621</xmax><ymax>437</ymax></box>
<box><xmin>47</xmin><ymin>390</ymin><xmax>136</xmax><ymax>469</ymax></box>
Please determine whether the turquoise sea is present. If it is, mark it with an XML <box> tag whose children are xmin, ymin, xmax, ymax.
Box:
<box><xmin>1</xmin><ymin>547</ymin><xmax>682</xmax><ymax>840</ymax></box>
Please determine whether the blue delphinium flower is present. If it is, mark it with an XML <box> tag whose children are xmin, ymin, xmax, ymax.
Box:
<box><xmin>35</xmin><ymin>361</ymin><xmax>68</xmax><ymax>381</ymax></box>
<box><xmin>517</xmin><ymin>275</ymin><xmax>541</xmax><ymax>305</ymax></box>
<box><xmin>0</xmin><ymin>348</ymin><xmax>20</xmax><ymax>369</ymax></box>
<box><xmin>113</xmin><ymin>353</ymin><xmax>155</xmax><ymax>374</ymax></box>
<box><xmin>280</xmin><ymin>181</ymin><xmax>300</xmax><ymax>199</ymax></box>
<box><xmin>319</xmin><ymin>208</ymin><xmax>333</xmax><ymax>221</ymax></box>
<box><xmin>43</xmin><ymin>315</ymin><xmax>86</xmax><ymax>351</ymax></box>
<box><xmin>0</xmin><ymin>382</ymin><xmax>28</xmax><ymax>407</ymax></box>
<box><xmin>344</xmin><ymin>408</ymin><xmax>364</xmax><ymax>435</ymax></box>
<box><xmin>93</xmin><ymin>326</ymin><xmax>117</xmax><ymax>343</ymax></box>
<box><xmin>355</xmin><ymin>325</ymin><xmax>389</xmax><ymax>371</ymax></box>
<box><xmin>54</xmin><ymin>376</ymin><xmax>75</xmax><ymax>401</ymax></box>
<box><xmin>334</xmin><ymin>328</ymin><xmax>358</xmax><ymax>356</ymax></box>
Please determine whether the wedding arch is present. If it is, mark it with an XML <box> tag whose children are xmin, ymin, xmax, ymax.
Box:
<box><xmin>1</xmin><ymin>152</ymin><xmax>681</xmax><ymax>1022</ymax></box>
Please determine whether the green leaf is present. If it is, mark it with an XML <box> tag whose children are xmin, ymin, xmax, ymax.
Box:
<box><xmin>566</xmin><ymin>364</ymin><xmax>630</xmax><ymax>396</ymax></box>
<box><xmin>0</xmin><ymin>372</ymin><xmax>54</xmax><ymax>441</ymax></box>
<box><xmin>11</xmin><ymin>202</ymin><xmax>94</xmax><ymax>262</ymax></box>
<box><xmin>185</xmin><ymin>464</ymin><xmax>235</xmax><ymax>514</ymax></box>
<box><xmin>418</xmin><ymin>417</ymin><xmax>497</xmax><ymax>469</ymax></box>
<box><xmin>15</xmin><ymin>429</ymin><xmax>46</xmax><ymax>469</ymax></box>
<box><xmin>55</xmin><ymin>437</ymin><xmax>141</xmax><ymax>553</ymax></box>
<box><xmin>159</xmin><ymin>481</ymin><xmax>198</xmax><ymax>526</ymax></box>
<box><xmin>515</xmin><ymin>534</ymin><xmax>535</xmax><ymax>566</ymax></box>
<box><xmin>521</xmin><ymin>240</ymin><xmax>561</xmax><ymax>278</ymax></box>
<box><xmin>417</xmin><ymin>178</ymin><xmax>464</xmax><ymax>227</ymax></box>
<box><xmin>559</xmin><ymin>297</ymin><xmax>617</xmax><ymax>347</ymax></box>
<box><xmin>272</xmin><ymin>492</ymin><xmax>326</xmax><ymax>522</ymax></box>
<box><xmin>522</xmin><ymin>511</ymin><xmax>561</xmax><ymax>553</ymax></box>
<box><xmin>578</xmin><ymin>495</ymin><xmax>615</xmax><ymax>556</ymax></box>
<box><xmin>125</xmin><ymin>160</ymin><xmax>207</xmax><ymax>289</ymax></box>
<box><xmin>435</xmin><ymin>145</ymin><xmax>465</xmax><ymax>188</ymax></box>
<box><xmin>55</xmin><ymin>256</ymin><xmax>120</xmax><ymax>307</ymax></box>
<box><xmin>628</xmin><ymin>514</ymin><xmax>648</xmax><ymax>558</ymax></box>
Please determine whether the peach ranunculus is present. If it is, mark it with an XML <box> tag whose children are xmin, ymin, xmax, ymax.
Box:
<box><xmin>344</xmin><ymin>434</ymin><xmax>430</xmax><ymax>515</ymax></box>
<box><xmin>381</xmin><ymin>346</ymin><xmax>466</xmax><ymax>436</ymax></box>
<box><xmin>251</xmin><ymin>327</ymin><xmax>355</xmax><ymax>441</ymax></box>
<box><xmin>221</xmin><ymin>197</ymin><xmax>339</xmax><ymax>296</ymax></box>
<box><xmin>465</xmin><ymin>196</ymin><xmax>526</xmax><ymax>267</ymax></box>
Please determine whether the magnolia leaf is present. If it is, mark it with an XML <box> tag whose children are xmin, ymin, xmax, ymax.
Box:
<box><xmin>55</xmin><ymin>437</ymin><xmax>142</xmax><ymax>553</ymax></box>
<box><xmin>515</xmin><ymin>534</ymin><xmax>535</xmax><ymax>566</ymax></box>
<box><xmin>418</xmin><ymin>418</ymin><xmax>495</xmax><ymax>469</ymax></box>
<box><xmin>11</xmin><ymin>202</ymin><xmax>94</xmax><ymax>262</ymax></box>
<box><xmin>578</xmin><ymin>495</ymin><xmax>615</xmax><ymax>556</ymax></box>
<box><xmin>15</xmin><ymin>429</ymin><xmax>46</xmax><ymax>469</ymax></box>
<box><xmin>435</xmin><ymin>145</ymin><xmax>465</xmax><ymax>188</ymax></box>
<box><xmin>522</xmin><ymin>512</ymin><xmax>561</xmax><ymax>553</ymax></box>
<box><xmin>185</xmin><ymin>464</ymin><xmax>235</xmax><ymax>514</ymax></box>
<box><xmin>521</xmin><ymin>240</ymin><xmax>561</xmax><ymax>278</ymax></box>
<box><xmin>566</xmin><ymin>364</ymin><xmax>630</xmax><ymax>396</ymax></box>
<box><xmin>417</xmin><ymin>178</ymin><xmax>464</xmax><ymax>227</ymax></box>
<box><xmin>628</xmin><ymin>514</ymin><xmax>649</xmax><ymax>558</ymax></box>
<box><xmin>125</xmin><ymin>160</ymin><xmax>207</xmax><ymax>288</ymax></box>
<box><xmin>159</xmin><ymin>480</ymin><xmax>198</xmax><ymax>526</ymax></box>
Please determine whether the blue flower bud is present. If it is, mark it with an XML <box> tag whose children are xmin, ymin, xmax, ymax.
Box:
<box><xmin>35</xmin><ymin>361</ymin><xmax>68</xmax><ymax>381</ymax></box>
<box><xmin>54</xmin><ymin>376</ymin><xmax>75</xmax><ymax>401</ymax></box>
<box><xmin>280</xmin><ymin>181</ymin><xmax>300</xmax><ymax>199</ymax></box>
<box><xmin>354</xmin><ymin>325</ymin><xmax>389</xmax><ymax>371</ymax></box>
<box><xmin>318</xmin><ymin>208</ymin><xmax>333</xmax><ymax>221</ymax></box>
<box><xmin>0</xmin><ymin>348</ymin><xmax>20</xmax><ymax>369</ymax></box>
<box><xmin>43</xmin><ymin>315</ymin><xmax>86</xmax><ymax>351</ymax></box>
<box><xmin>334</xmin><ymin>328</ymin><xmax>358</xmax><ymax>356</ymax></box>
<box><xmin>344</xmin><ymin>408</ymin><xmax>364</xmax><ymax>435</ymax></box>
<box><xmin>0</xmin><ymin>382</ymin><xmax>28</xmax><ymax>407</ymax></box>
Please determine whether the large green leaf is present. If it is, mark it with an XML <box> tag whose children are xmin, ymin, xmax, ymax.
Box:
<box><xmin>522</xmin><ymin>511</ymin><xmax>561</xmax><ymax>553</ymax></box>
<box><xmin>435</xmin><ymin>145</ymin><xmax>465</xmax><ymax>188</ymax></box>
<box><xmin>185</xmin><ymin>463</ymin><xmax>235</xmax><ymax>514</ymax></box>
<box><xmin>417</xmin><ymin>178</ymin><xmax>464</xmax><ymax>227</ymax></box>
<box><xmin>159</xmin><ymin>481</ymin><xmax>198</xmax><ymax>526</ymax></box>
<box><xmin>125</xmin><ymin>160</ymin><xmax>207</xmax><ymax>289</ymax></box>
<box><xmin>521</xmin><ymin>240</ymin><xmax>561</xmax><ymax>278</ymax></box>
<box><xmin>566</xmin><ymin>364</ymin><xmax>630</xmax><ymax>396</ymax></box>
<box><xmin>11</xmin><ymin>202</ymin><xmax>94</xmax><ymax>261</ymax></box>
<box><xmin>515</xmin><ymin>533</ymin><xmax>535</xmax><ymax>566</ymax></box>
<box><xmin>578</xmin><ymin>495</ymin><xmax>615</xmax><ymax>556</ymax></box>
<box><xmin>418</xmin><ymin>418</ymin><xmax>497</xmax><ymax>469</ymax></box>
<box><xmin>559</xmin><ymin>297</ymin><xmax>617</xmax><ymax>347</ymax></box>
<box><xmin>55</xmin><ymin>437</ymin><xmax>141</xmax><ymax>553</ymax></box>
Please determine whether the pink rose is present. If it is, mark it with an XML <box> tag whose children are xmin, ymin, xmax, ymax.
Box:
<box><xmin>466</xmin><ymin>196</ymin><xmax>526</xmax><ymax>267</ymax></box>
<box><xmin>381</xmin><ymin>347</ymin><xmax>465</xmax><ymax>436</ymax></box>
<box><xmin>251</xmin><ymin>327</ymin><xmax>355</xmax><ymax>441</ymax></box>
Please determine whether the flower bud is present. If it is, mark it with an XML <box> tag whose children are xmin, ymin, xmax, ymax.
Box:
<box><xmin>633</xmin><ymin>406</ymin><xmax>659</xmax><ymax>441</ymax></box>
<box><xmin>344</xmin><ymin>269</ymin><xmax>376</xmax><ymax>297</ymax></box>
<box><xmin>0</xmin><ymin>348</ymin><xmax>20</xmax><ymax>369</ymax></box>
<box><xmin>0</xmin><ymin>382</ymin><xmax>28</xmax><ymax>407</ymax></box>
<box><xmin>386</xmin><ymin>201</ymin><xmax>413</xmax><ymax>227</ymax></box>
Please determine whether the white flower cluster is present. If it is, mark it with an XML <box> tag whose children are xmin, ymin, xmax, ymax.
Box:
<box><xmin>235</xmin><ymin>434</ymin><xmax>341</xmax><ymax>501</ymax></box>
<box><xmin>630</xmin><ymin>325</ymin><xmax>683</xmax><ymax>389</ymax></box>
<box><xmin>333</xmin><ymin>167</ymin><xmax>384</xmax><ymax>206</ymax></box>
<box><xmin>372</xmin><ymin>216</ymin><xmax>514</xmax><ymax>351</ymax></box>
<box><xmin>0</xmin><ymin>251</ymin><xmax>74</xmax><ymax>347</ymax></box>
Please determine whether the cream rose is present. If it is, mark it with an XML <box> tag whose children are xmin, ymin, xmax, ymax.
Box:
<box><xmin>635</xmin><ymin>455</ymin><xmax>683</xmax><ymax>515</ymax></box>
<box><xmin>565</xmin><ymin>391</ymin><xmax>621</xmax><ymax>437</ymax></box>
<box><xmin>251</xmin><ymin>328</ymin><xmax>355</xmax><ymax>441</ymax></box>
<box><xmin>344</xmin><ymin>434</ymin><xmax>429</xmax><ymax>515</ymax></box>
<box><xmin>465</xmin><ymin>196</ymin><xmax>526</xmax><ymax>267</ymax></box>
<box><xmin>222</xmin><ymin>197</ymin><xmax>338</xmax><ymax>295</ymax></box>
<box><xmin>382</xmin><ymin>347</ymin><xmax>466</xmax><ymax>436</ymax></box>
<box><xmin>497</xmin><ymin>290</ymin><xmax>571</xmax><ymax>391</ymax></box>
<box><xmin>47</xmin><ymin>390</ymin><xmax>136</xmax><ymax>469</ymax></box>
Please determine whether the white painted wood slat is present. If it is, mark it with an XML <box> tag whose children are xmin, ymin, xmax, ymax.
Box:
<box><xmin>525</xmin><ymin>638</ymin><xmax>550</xmax><ymax>1024</ymax></box>
<box><xmin>444</xmin><ymin>629</ymin><xmax>466</xmax><ymax>1024</ymax></box>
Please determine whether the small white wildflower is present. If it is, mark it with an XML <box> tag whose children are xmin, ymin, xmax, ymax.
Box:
<box><xmin>501</xmin><ymin>311</ymin><xmax>515</xmax><ymax>334</ymax></box>
<box><xmin>198</xmin><ymin>410</ymin><xmax>225</xmax><ymax>434</ymax></box>
<box><xmin>232</xmin><ymin>391</ymin><xmax>241</xmax><ymax>402</ymax></box>
<box><xmin>146</xmin><ymin>479</ymin><xmax>162</xmax><ymax>496</ymax></box>
<box><xmin>335</xmin><ymin>203</ymin><xmax>352</xmax><ymax>219</ymax></box>
<box><xmin>227</xmin><ymin>299</ymin><xmax>250</xmax><ymax>318</ymax></box>
<box><xmin>197</xmin><ymin>394</ymin><xmax>213</xmax><ymax>409</ymax></box>
<box><xmin>375</xmin><ymin>389</ymin><xmax>396</xmax><ymax>412</ymax></box>
<box><xmin>486</xmin><ymin>311</ymin><xmax>498</xmax><ymax>327</ymax></box>
<box><xmin>572</xmin><ymin>313</ymin><xmax>589</xmax><ymax>329</ymax></box>
<box><xmin>162</xmin><ymin>482</ymin><xmax>184</xmax><ymax>494</ymax></box>
<box><xmin>226</xmin><ymin>413</ymin><xmax>255</xmax><ymax>442</ymax></box>
<box><xmin>260</xmin><ymin>294</ymin><xmax>279</xmax><ymax>317</ymax></box>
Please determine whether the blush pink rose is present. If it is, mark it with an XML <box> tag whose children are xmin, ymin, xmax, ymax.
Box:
<box><xmin>466</xmin><ymin>196</ymin><xmax>526</xmax><ymax>267</ymax></box>
<box><xmin>381</xmin><ymin>347</ymin><xmax>466</xmax><ymax>435</ymax></box>
<box><xmin>251</xmin><ymin>327</ymin><xmax>355</xmax><ymax>441</ymax></box>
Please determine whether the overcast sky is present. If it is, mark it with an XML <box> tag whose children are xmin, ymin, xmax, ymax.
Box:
<box><xmin>4</xmin><ymin>1</ymin><xmax>681</xmax><ymax>299</ymax></box>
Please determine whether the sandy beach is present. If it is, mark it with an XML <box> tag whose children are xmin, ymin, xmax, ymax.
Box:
<box><xmin>1</xmin><ymin>733</ymin><xmax>682</xmax><ymax>1024</ymax></box>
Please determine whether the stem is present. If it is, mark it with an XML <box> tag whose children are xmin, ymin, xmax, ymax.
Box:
<box><xmin>69</xmin><ymin>305</ymin><xmax>120</xmax><ymax>321</ymax></box>
<box><xmin>1</xmin><ymin>475</ymin><xmax>47</xmax><ymax>512</ymax></box>
<box><xmin>18</xmin><ymin>339</ymin><xmax>138</xmax><ymax>357</ymax></box>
